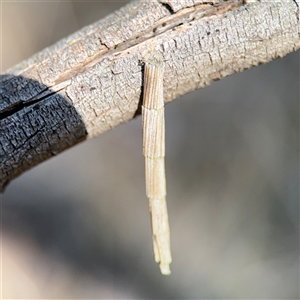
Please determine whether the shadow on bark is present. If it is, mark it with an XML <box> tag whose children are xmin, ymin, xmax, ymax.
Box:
<box><xmin>0</xmin><ymin>75</ymin><xmax>87</xmax><ymax>192</ymax></box>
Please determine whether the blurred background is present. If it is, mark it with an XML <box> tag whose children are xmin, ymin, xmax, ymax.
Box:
<box><xmin>1</xmin><ymin>1</ymin><xmax>299</xmax><ymax>298</ymax></box>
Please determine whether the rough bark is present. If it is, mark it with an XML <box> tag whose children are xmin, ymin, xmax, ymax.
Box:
<box><xmin>0</xmin><ymin>0</ymin><xmax>299</xmax><ymax>192</ymax></box>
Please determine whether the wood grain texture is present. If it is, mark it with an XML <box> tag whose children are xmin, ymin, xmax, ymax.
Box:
<box><xmin>1</xmin><ymin>0</ymin><xmax>299</xmax><ymax>191</ymax></box>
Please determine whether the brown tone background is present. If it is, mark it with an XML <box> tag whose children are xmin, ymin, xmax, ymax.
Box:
<box><xmin>1</xmin><ymin>1</ymin><xmax>299</xmax><ymax>298</ymax></box>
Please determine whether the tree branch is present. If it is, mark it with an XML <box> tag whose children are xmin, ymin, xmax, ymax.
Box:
<box><xmin>1</xmin><ymin>0</ymin><xmax>299</xmax><ymax>192</ymax></box>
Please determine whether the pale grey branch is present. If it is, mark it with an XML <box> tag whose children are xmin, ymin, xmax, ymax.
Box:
<box><xmin>1</xmin><ymin>0</ymin><xmax>299</xmax><ymax>191</ymax></box>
